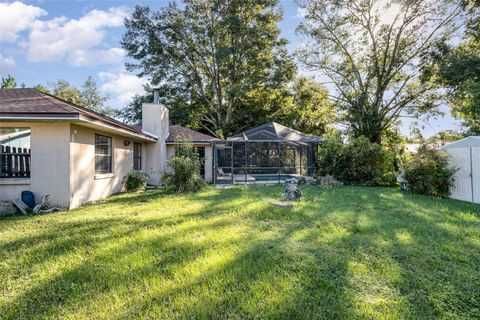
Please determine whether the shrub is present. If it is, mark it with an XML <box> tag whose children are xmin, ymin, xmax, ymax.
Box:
<box><xmin>403</xmin><ymin>145</ymin><xmax>456</xmax><ymax>197</ymax></box>
<box><xmin>317</xmin><ymin>135</ymin><xmax>397</xmax><ymax>185</ymax></box>
<box><xmin>162</xmin><ymin>141</ymin><xmax>206</xmax><ymax>193</ymax></box>
<box><xmin>123</xmin><ymin>170</ymin><xmax>149</xmax><ymax>192</ymax></box>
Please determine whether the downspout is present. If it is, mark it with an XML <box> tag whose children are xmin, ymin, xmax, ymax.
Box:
<box><xmin>470</xmin><ymin>147</ymin><xmax>474</xmax><ymax>203</ymax></box>
<box><xmin>69</xmin><ymin>128</ymin><xmax>76</xmax><ymax>209</ymax></box>
<box><xmin>213</xmin><ymin>141</ymin><xmax>217</xmax><ymax>184</ymax></box>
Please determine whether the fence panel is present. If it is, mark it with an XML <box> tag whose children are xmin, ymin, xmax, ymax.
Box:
<box><xmin>0</xmin><ymin>145</ymin><xmax>31</xmax><ymax>178</ymax></box>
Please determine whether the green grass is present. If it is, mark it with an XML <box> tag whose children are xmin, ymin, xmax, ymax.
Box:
<box><xmin>1</xmin><ymin>186</ymin><xmax>479</xmax><ymax>319</ymax></box>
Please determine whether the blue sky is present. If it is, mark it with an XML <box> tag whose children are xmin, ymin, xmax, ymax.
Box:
<box><xmin>0</xmin><ymin>0</ymin><xmax>462</xmax><ymax>136</ymax></box>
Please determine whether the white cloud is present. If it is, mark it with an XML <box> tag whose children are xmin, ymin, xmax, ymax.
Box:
<box><xmin>0</xmin><ymin>1</ymin><xmax>47</xmax><ymax>42</ymax></box>
<box><xmin>98</xmin><ymin>71</ymin><xmax>146</xmax><ymax>104</ymax></box>
<box><xmin>68</xmin><ymin>48</ymin><xmax>126</xmax><ymax>66</ymax></box>
<box><xmin>27</xmin><ymin>7</ymin><xmax>128</xmax><ymax>64</ymax></box>
<box><xmin>0</xmin><ymin>55</ymin><xmax>16</xmax><ymax>74</ymax></box>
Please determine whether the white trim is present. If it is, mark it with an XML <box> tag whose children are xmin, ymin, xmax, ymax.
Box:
<box><xmin>141</xmin><ymin>128</ymin><xmax>159</xmax><ymax>139</ymax></box>
<box><xmin>94</xmin><ymin>173</ymin><xmax>114</xmax><ymax>180</ymax></box>
<box><xmin>166</xmin><ymin>141</ymin><xmax>213</xmax><ymax>145</ymax></box>
<box><xmin>79</xmin><ymin>116</ymin><xmax>157</xmax><ymax>142</ymax></box>
<box><xmin>0</xmin><ymin>178</ymin><xmax>31</xmax><ymax>185</ymax></box>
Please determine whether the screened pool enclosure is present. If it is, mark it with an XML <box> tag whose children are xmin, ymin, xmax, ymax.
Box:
<box><xmin>213</xmin><ymin>122</ymin><xmax>322</xmax><ymax>184</ymax></box>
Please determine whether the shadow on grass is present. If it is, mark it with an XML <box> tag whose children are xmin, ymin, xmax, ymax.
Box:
<box><xmin>1</xmin><ymin>186</ymin><xmax>479</xmax><ymax>319</ymax></box>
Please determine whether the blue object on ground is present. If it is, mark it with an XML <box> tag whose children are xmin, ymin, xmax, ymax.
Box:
<box><xmin>21</xmin><ymin>191</ymin><xmax>35</xmax><ymax>208</ymax></box>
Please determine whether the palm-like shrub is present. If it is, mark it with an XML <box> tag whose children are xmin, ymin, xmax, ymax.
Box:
<box><xmin>403</xmin><ymin>145</ymin><xmax>457</xmax><ymax>197</ymax></box>
<box><xmin>162</xmin><ymin>141</ymin><xmax>206</xmax><ymax>193</ymax></box>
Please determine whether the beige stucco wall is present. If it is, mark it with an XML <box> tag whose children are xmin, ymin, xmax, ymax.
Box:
<box><xmin>69</xmin><ymin>124</ymin><xmax>141</xmax><ymax>209</ymax></box>
<box><xmin>166</xmin><ymin>144</ymin><xmax>213</xmax><ymax>182</ymax></box>
<box><xmin>204</xmin><ymin>145</ymin><xmax>213</xmax><ymax>182</ymax></box>
<box><xmin>0</xmin><ymin>121</ymin><xmax>71</xmax><ymax>208</ymax></box>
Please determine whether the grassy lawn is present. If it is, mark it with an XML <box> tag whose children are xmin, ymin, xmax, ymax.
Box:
<box><xmin>1</xmin><ymin>186</ymin><xmax>479</xmax><ymax>319</ymax></box>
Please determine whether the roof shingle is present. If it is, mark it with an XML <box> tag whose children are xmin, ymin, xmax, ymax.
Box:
<box><xmin>167</xmin><ymin>125</ymin><xmax>217</xmax><ymax>142</ymax></box>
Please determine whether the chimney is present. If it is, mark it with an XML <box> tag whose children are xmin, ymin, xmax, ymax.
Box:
<box><xmin>142</xmin><ymin>90</ymin><xmax>169</xmax><ymax>185</ymax></box>
<box><xmin>153</xmin><ymin>90</ymin><xmax>160</xmax><ymax>104</ymax></box>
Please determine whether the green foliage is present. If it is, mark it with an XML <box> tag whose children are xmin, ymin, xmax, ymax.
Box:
<box><xmin>1</xmin><ymin>74</ymin><xmax>16</xmax><ymax>88</ymax></box>
<box><xmin>271</xmin><ymin>76</ymin><xmax>335</xmax><ymax>136</ymax></box>
<box><xmin>162</xmin><ymin>142</ymin><xmax>206</xmax><ymax>193</ymax></box>
<box><xmin>50</xmin><ymin>79</ymin><xmax>82</xmax><ymax>104</ymax></box>
<box><xmin>122</xmin><ymin>0</ymin><xmax>296</xmax><ymax>137</ymax></box>
<box><xmin>425</xmin><ymin>130</ymin><xmax>465</xmax><ymax>148</ymax></box>
<box><xmin>297</xmin><ymin>0</ymin><xmax>461</xmax><ymax>144</ymax></box>
<box><xmin>420</xmin><ymin>3</ymin><xmax>480</xmax><ymax>134</ymax></box>
<box><xmin>45</xmin><ymin>78</ymin><xmax>112</xmax><ymax>116</ymax></box>
<box><xmin>123</xmin><ymin>170</ymin><xmax>149</xmax><ymax>192</ymax></box>
<box><xmin>317</xmin><ymin>135</ymin><xmax>397</xmax><ymax>185</ymax></box>
<box><xmin>33</xmin><ymin>84</ymin><xmax>51</xmax><ymax>94</ymax></box>
<box><xmin>114</xmin><ymin>91</ymin><xmax>152</xmax><ymax>124</ymax></box>
<box><xmin>404</xmin><ymin>145</ymin><xmax>457</xmax><ymax>197</ymax></box>
<box><xmin>80</xmin><ymin>76</ymin><xmax>112</xmax><ymax>116</ymax></box>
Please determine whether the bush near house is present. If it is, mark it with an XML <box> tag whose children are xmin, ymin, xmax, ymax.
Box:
<box><xmin>403</xmin><ymin>145</ymin><xmax>457</xmax><ymax>197</ymax></box>
<box><xmin>123</xmin><ymin>170</ymin><xmax>149</xmax><ymax>192</ymax></box>
<box><xmin>162</xmin><ymin>141</ymin><xmax>206</xmax><ymax>193</ymax></box>
<box><xmin>317</xmin><ymin>135</ymin><xmax>397</xmax><ymax>186</ymax></box>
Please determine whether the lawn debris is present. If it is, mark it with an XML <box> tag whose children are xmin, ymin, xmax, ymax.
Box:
<box><xmin>282</xmin><ymin>180</ymin><xmax>302</xmax><ymax>201</ymax></box>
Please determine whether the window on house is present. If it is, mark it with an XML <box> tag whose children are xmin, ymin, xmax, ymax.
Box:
<box><xmin>0</xmin><ymin>128</ymin><xmax>31</xmax><ymax>178</ymax></box>
<box><xmin>95</xmin><ymin>134</ymin><xmax>112</xmax><ymax>174</ymax></box>
<box><xmin>133</xmin><ymin>142</ymin><xmax>142</xmax><ymax>170</ymax></box>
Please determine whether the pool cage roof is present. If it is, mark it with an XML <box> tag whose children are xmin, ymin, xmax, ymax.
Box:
<box><xmin>213</xmin><ymin>122</ymin><xmax>322</xmax><ymax>184</ymax></box>
<box><xmin>228</xmin><ymin>122</ymin><xmax>323</xmax><ymax>145</ymax></box>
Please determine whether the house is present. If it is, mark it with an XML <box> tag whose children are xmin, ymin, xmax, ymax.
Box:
<box><xmin>0</xmin><ymin>88</ymin><xmax>216</xmax><ymax>209</ymax></box>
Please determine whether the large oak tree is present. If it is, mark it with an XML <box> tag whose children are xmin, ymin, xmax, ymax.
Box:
<box><xmin>297</xmin><ymin>0</ymin><xmax>463</xmax><ymax>144</ymax></box>
<box><xmin>122</xmin><ymin>0</ymin><xmax>296</xmax><ymax>137</ymax></box>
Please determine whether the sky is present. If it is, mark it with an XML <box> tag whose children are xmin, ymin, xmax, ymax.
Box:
<box><xmin>0</xmin><ymin>0</ymin><xmax>463</xmax><ymax>137</ymax></box>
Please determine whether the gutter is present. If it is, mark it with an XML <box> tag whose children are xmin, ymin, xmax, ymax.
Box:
<box><xmin>0</xmin><ymin>114</ymin><xmax>79</xmax><ymax>120</ymax></box>
<box><xmin>166</xmin><ymin>140</ymin><xmax>216</xmax><ymax>144</ymax></box>
<box><xmin>78</xmin><ymin>116</ymin><xmax>157</xmax><ymax>142</ymax></box>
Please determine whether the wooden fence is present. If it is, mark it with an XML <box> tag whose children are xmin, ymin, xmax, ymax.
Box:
<box><xmin>0</xmin><ymin>145</ymin><xmax>31</xmax><ymax>178</ymax></box>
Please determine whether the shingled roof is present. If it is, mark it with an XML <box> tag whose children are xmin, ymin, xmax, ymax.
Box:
<box><xmin>0</xmin><ymin>88</ymin><xmax>156</xmax><ymax>141</ymax></box>
<box><xmin>167</xmin><ymin>125</ymin><xmax>217</xmax><ymax>143</ymax></box>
